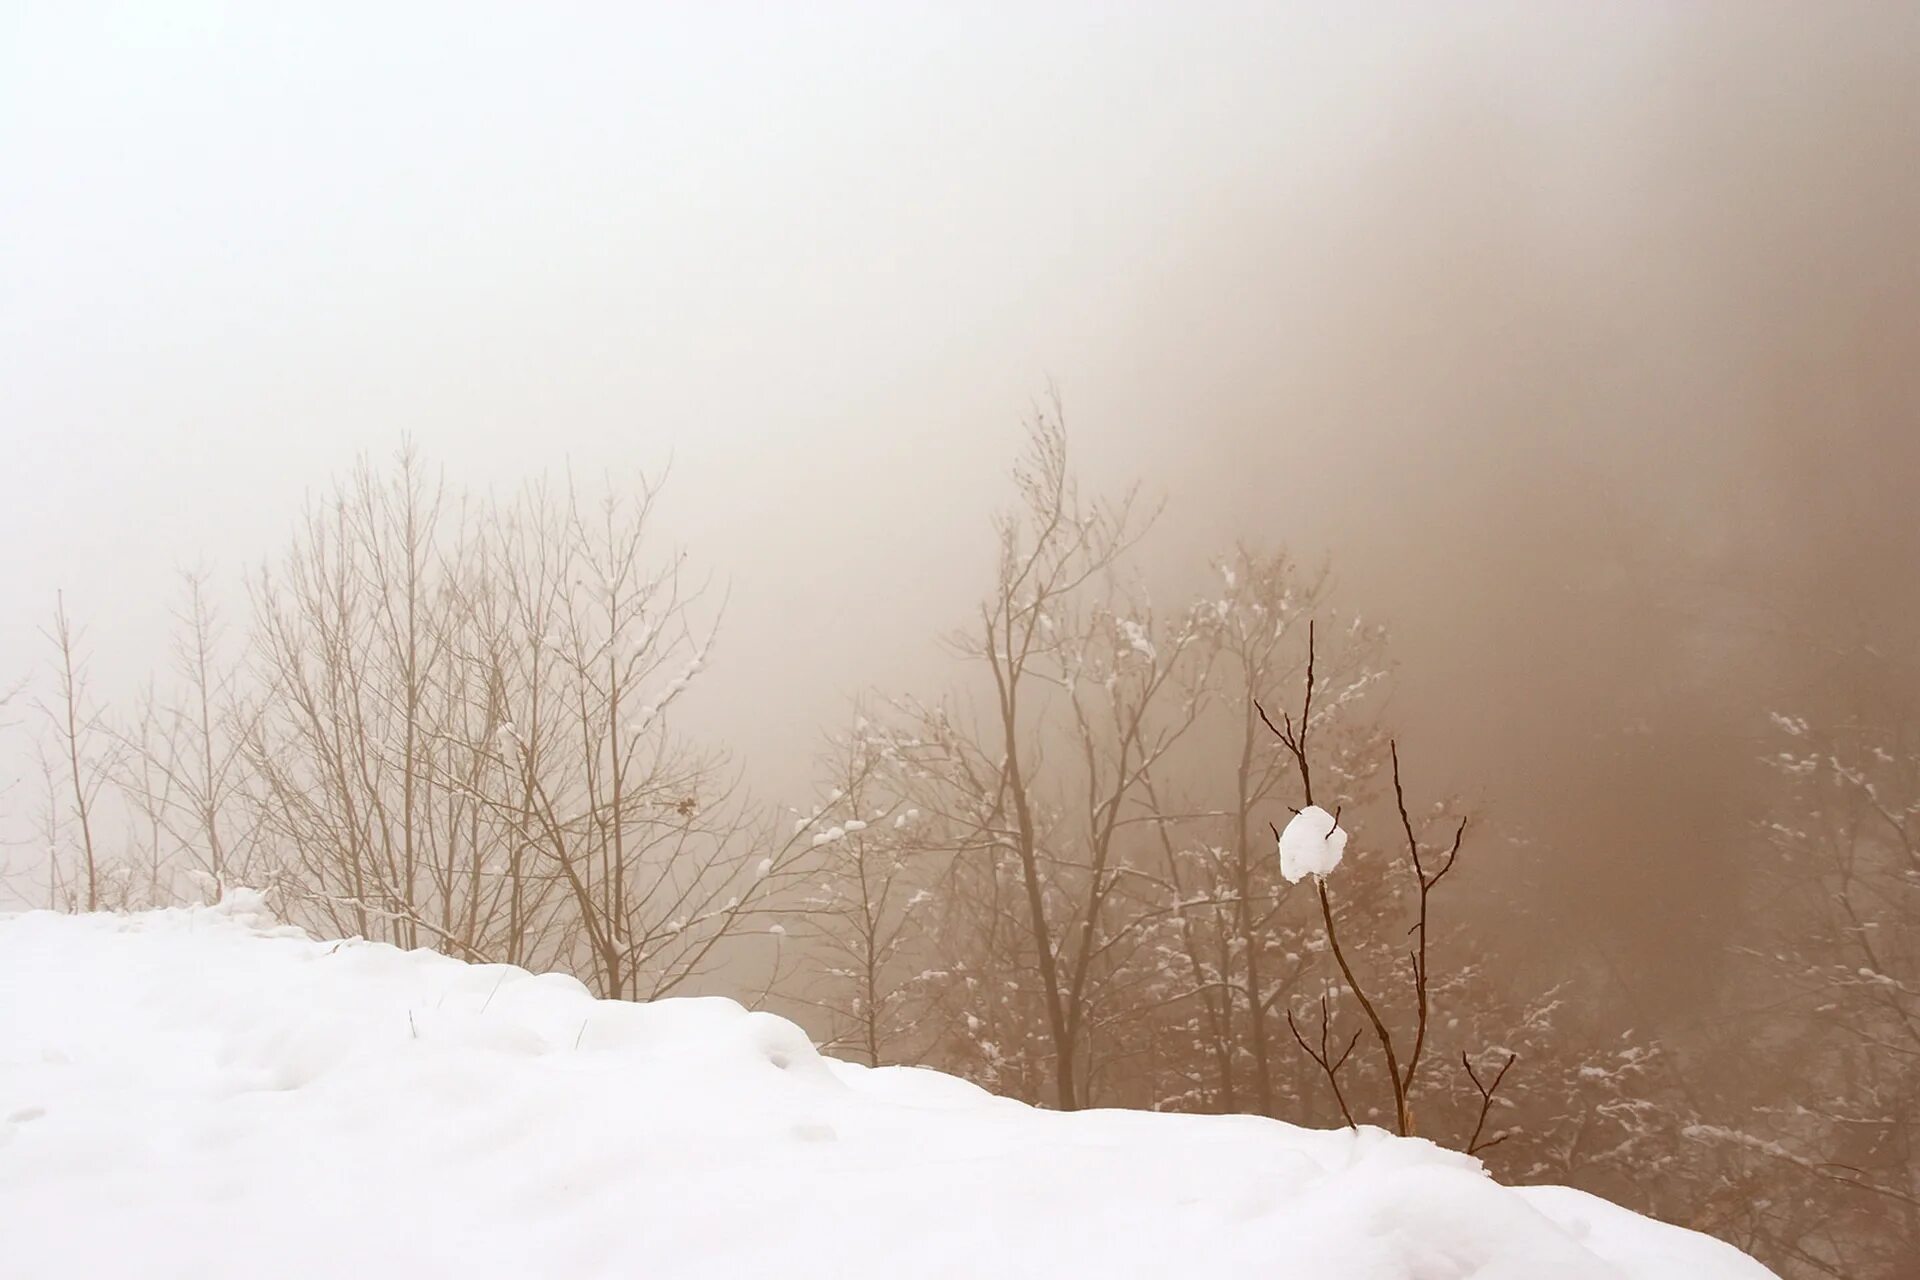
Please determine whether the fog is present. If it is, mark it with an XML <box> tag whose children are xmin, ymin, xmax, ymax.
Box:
<box><xmin>5</xmin><ymin>0</ymin><xmax>1917</xmax><ymax>1078</ymax></box>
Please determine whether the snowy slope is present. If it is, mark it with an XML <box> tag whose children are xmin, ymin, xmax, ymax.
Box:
<box><xmin>0</xmin><ymin>899</ymin><xmax>1772</xmax><ymax>1280</ymax></box>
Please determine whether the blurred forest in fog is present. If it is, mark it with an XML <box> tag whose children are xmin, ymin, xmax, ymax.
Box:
<box><xmin>10</xmin><ymin>413</ymin><xmax>1916</xmax><ymax>1276</ymax></box>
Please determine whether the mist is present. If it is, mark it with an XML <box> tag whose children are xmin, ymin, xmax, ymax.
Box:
<box><xmin>10</xmin><ymin>1</ymin><xmax>1913</xmax><ymax>980</ymax></box>
<box><xmin>3</xmin><ymin>6</ymin><xmax>1916</xmax><ymax>1276</ymax></box>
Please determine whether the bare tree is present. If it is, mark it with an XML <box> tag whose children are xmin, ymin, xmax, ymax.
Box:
<box><xmin>1260</xmin><ymin>621</ymin><xmax>1510</xmax><ymax>1142</ymax></box>
<box><xmin>1137</xmin><ymin>550</ymin><xmax>1387</xmax><ymax>1116</ymax></box>
<box><xmin>0</xmin><ymin>676</ymin><xmax>34</xmax><ymax>903</ymax></box>
<box><xmin>962</xmin><ymin>409</ymin><xmax>1145</xmax><ymax>1108</ymax></box>
<box><xmin>456</xmin><ymin>476</ymin><xmax>799</xmax><ymax>1000</ymax></box>
<box><xmin>244</xmin><ymin>446</ymin><xmax>472</xmax><ymax>947</ymax></box>
<box><xmin>237</xmin><ymin>449</ymin><xmax>802</xmax><ymax>1001</ymax></box>
<box><xmin>880</xmin><ymin>408</ymin><xmax>1242</xmax><ymax>1109</ymax></box>
<box><xmin>787</xmin><ymin>716</ymin><xmax>932</xmax><ymax>1065</ymax></box>
<box><xmin>38</xmin><ymin>593</ymin><xmax>116</xmax><ymax>911</ymax></box>
<box><xmin>115</xmin><ymin>693</ymin><xmax>178</xmax><ymax>908</ymax></box>
<box><xmin>113</xmin><ymin>569</ymin><xmax>260</xmax><ymax>904</ymax></box>
<box><xmin>780</xmin><ymin>421</ymin><xmax>1409</xmax><ymax>1116</ymax></box>
<box><xmin>1672</xmin><ymin>706</ymin><xmax>1920</xmax><ymax>1277</ymax></box>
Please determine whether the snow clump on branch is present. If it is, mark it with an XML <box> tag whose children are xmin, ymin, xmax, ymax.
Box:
<box><xmin>1278</xmin><ymin>805</ymin><xmax>1348</xmax><ymax>883</ymax></box>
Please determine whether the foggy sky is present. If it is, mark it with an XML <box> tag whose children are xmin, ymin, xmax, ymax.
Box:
<box><xmin>4</xmin><ymin>4</ymin><xmax>1917</xmax><ymax>1007</ymax></box>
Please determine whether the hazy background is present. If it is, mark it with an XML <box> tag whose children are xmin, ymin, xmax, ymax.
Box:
<box><xmin>4</xmin><ymin>3</ymin><xmax>1916</xmax><ymax>1020</ymax></box>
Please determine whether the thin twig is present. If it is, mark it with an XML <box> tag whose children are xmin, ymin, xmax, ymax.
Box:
<box><xmin>1287</xmin><ymin>994</ymin><xmax>1362</xmax><ymax>1128</ymax></box>
<box><xmin>1463</xmin><ymin>1050</ymin><xmax>1518</xmax><ymax>1155</ymax></box>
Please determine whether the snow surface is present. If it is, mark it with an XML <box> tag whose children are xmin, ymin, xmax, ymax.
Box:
<box><xmin>1279</xmin><ymin>804</ymin><xmax>1350</xmax><ymax>883</ymax></box>
<box><xmin>0</xmin><ymin>898</ymin><xmax>1772</xmax><ymax>1280</ymax></box>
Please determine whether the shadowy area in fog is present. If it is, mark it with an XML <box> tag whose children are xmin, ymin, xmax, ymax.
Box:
<box><xmin>1103</xmin><ymin>8</ymin><xmax>1920</xmax><ymax>1012</ymax></box>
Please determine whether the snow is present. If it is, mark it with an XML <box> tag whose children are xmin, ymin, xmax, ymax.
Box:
<box><xmin>1119</xmin><ymin>618</ymin><xmax>1157</xmax><ymax>661</ymax></box>
<box><xmin>1279</xmin><ymin>805</ymin><xmax>1350</xmax><ymax>883</ymax></box>
<box><xmin>0</xmin><ymin>900</ymin><xmax>1772</xmax><ymax>1280</ymax></box>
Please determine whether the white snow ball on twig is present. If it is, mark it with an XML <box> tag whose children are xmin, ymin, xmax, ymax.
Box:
<box><xmin>1278</xmin><ymin>805</ymin><xmax>1348</xmax><ymax>883</ymax></box>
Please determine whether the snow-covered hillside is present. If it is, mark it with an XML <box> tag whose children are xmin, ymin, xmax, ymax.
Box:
<box><xmin>0</xmin><ymin>899</ymin><xmax>1771</xmax><ymax>1279</ymax></box>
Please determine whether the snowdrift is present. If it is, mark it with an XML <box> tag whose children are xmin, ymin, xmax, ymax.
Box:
<box><xmin>0</xmin><ymin>898</ymin><xmax>1772</xmax><ymax>1279</ymax></box>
